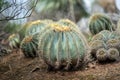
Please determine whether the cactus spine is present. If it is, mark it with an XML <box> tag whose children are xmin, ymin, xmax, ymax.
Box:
<box><xmin>38</xmin><ymin>23</ymin><xmax>88</xmax><ymax>70</ymax></box>
<box><xmin>88</xmin><ymin>13</ymin><xmax>114</xmax><ymax>35</ymax></box>
<box><xmin>8</xmin><ymin>33</ymin><xmax>20</xmax><ymax>49</ymax></box>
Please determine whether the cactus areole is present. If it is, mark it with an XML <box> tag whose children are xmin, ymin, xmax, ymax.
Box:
<box><xmin>38</xmin><ymin>23</ymin><xmax>88</xmax><ymax>70</ymax></box>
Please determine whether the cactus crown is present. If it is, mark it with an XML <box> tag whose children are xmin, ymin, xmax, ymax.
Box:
<box><xmin>22</xmin><ymin>36</ymin><xmax>33</xmax><ymax>43</ymax></box>
<box><xmin>28</xmin><ymin>20</ymin><xmax>41</xmax><ymax>28</ymax></box>
<box><xmin>58</xmin><ymin>19</ymin><xmax>77</xmax><ymax>28</ymax></box>
<box><xmin>49</xmin><ymin>23</ymin><xmax>71</xmax><ymax>32</ymax></box>
<box><xmin>89</xmin><ymin>13</ymin><xmax>110</xmax><ymax>22</ymax></box>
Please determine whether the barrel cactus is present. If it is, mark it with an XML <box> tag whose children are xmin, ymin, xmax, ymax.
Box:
<box><xmin>88</xmin><ymin>13</ymin><xmax>115</xmax><ymax>35</ymax></box>
<box><xmin>106</xmin><ymin>39</ymin><xmax>120</xmax><ymax>49</ymax></box>
<box><xmin>20</xmin><ymin>34</ymin><xmax>38</xmax><ymax>58</ymax></box>
<box><xmin>8</xmin><ymin>33</ymin><xmax>20</xmax><ymax>49</ymax></box>
<box><xmin>89</xmin><ymin>40</ymin><xmax>105</xmax><ymax>57</ymax></box>
<box><xmin>38</xmin><ymin>23</ymin><xmax>88</xmax><ymax>70</ymax></box>
<box><xmin>96</xmin><ymin>48</ymin><xmax>107</xmax><ymax>62</ymax></box>
<box><xmin>107</xmin><ymin>48</ymin><xmax>119</xmax><ymax>61</ymax></box>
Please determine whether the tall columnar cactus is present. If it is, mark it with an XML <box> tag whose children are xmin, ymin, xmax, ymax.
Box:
<box><xmin>38</xmin><ymin>23</ymin><xmax>88</xmax><ymax>70</ymax></box>
<box><xmin>20</xmin><ymin>34</ymin><xmax>38</xmax><ymax>58</ymax></box>
<box><xmin>88</xmin><ymin>13</ymin><xmax>115</xmax><ymax>35</ymax></box>
<box><xmin>8</xmin><ymin>33</ymin><xmax>20</xmax><ymax>49</ymax></box>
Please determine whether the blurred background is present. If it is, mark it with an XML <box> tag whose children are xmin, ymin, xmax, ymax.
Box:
<box><xmin>0</xmin><ymin>0</ymin><xmax>120</xmax><ymax>42</ymax></box>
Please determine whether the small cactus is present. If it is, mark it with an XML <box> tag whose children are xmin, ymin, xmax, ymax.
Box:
<box><xmin>88</xmin><ymin>13</ymin><xmax>114</xmax><ymax>35</ymax></box>
<box><xmin>89</xmin><ymin>40</ymin><xmax>105</xmax><ymax>57</ymax></box>
<box><xmin>20</xmin><ymin>34</ymin><xmax>38</xmax><ymax>58</ymax></box>
<box><xmin>96</xmin><ymin>48</ymin><xmax>107</xmax><ymax>62</ymax></box>
<box><xmin>38</xmin><ymin>23</ymin><xmax>88</xmax><ymax>70</ymax></box>
<box><xmin>106</xmin><ymin>39</ymin><xmax>120</xmax><ymax>49</ymax></box>
<box><xmin>107</xmin><ymin>48</ymin><xmax>119</xmax><ymax>61</ymax></box>
<box><xmin>8</xmin><ymin>33</ymin><xmax>20</xmax><ymax>49</ymax></box>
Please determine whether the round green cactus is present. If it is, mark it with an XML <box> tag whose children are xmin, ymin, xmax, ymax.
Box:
<box><xmin>20</xmin><ymin>34</ymin><xmax>38</xmax><ymax>58</ymax></box>
<box><xmin>96</xmin><ymin>48</ymin><xmax>107</xmax><ymax>62</ymax></box>
<box><xmin>88</xmin><ymin>13</ymin><xmax>115</xmax><ymax>35</ymax></box>
<box><xmin>38</xmin><ymin>23</ymin><xmax>88</xmax><ymax>70</ymax></box>
<box><xmin>107</xmin><ymin>48</ymin><xmax>119</xmax><ymax>61</ymax></box>
<box><xmin>8</xmin><ymin>33</ymin><xmax>20</xmax><ymax>49</ymax></box>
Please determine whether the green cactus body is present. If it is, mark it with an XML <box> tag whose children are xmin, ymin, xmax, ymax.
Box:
<box><xmin>58</xmin><ymin>19</ymin><xmax>79</xmax><ymax>30</ymax></box>
<box><xmin>96</xmin><ymin>48</ymin><xmax>107</xmax><ymax>62</ymax></box>
<box><xmin>88</xmin><ymin>13</ymin><xmax>114</xmax><ymax>35</ymax></box>
<box><xmin>107</xmin><ymin>48</ymin><xmax>119</xmax><ymax>61</ymax></box>
<box><xmin>38</xmin><ymin>23</ymin><xmax>88</xmax><ymax>70</ymax></box>
<box><xmin>8</xmin><ymin>33</ymin><xmax>20</xmax><ymax>49</ymax></box>
<box><xmin>20</xmin><ymin>34</ymin><xmax>38</xmax><ymax>58</ymax></box>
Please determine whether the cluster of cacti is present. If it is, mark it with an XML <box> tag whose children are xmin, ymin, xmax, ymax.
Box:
<box><xmin>38</xmin><ymin>22</ymin><xmax>89</xmax><ymax>70</ymax></box>
<box><xmin>88</xmin><ymin>13</ymin><xmax>115</xmax><ymax>35</ymax></box>
<box><xmin>7</xmin><ymin>15</ymin><xmax>120</xmax><ymax>71</ymax></box>
<box><xmin>20</xmin><ymin>34</ymin><xmax>39</xmax><ymax>58</ymax></box>
<box><xmin>8</xmin><ymin>33</ymin><xmax>20</xmax><ymax>49</ymax></box>
<box><xmin>89</xmin><ymin>30</ymin><xmax>120</xmax><ymax>62</ymax></box>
